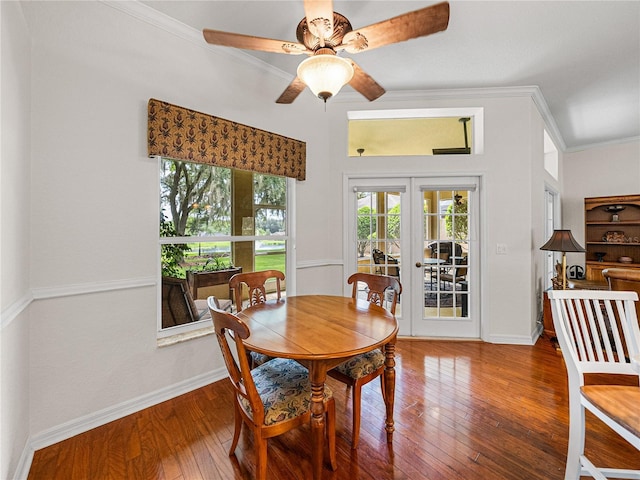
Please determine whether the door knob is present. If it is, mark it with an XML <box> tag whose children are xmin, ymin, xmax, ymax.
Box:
<box><xmin>415</xmin><ymin>262</ymin><xmax>422</xmax><ymax>268</ymax></box>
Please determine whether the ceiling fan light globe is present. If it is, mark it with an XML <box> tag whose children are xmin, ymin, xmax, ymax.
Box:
<box><xmin>297</xmin><ymin>55</ymin><xmax>354</xmax><ymax>100</ymax></box>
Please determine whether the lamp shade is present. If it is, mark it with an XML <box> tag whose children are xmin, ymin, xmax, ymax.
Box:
<box><xmin>540</xmin><ymin>229</ymin><xmax>585</xmax><ymax>252</ymax></box>
<box><xmin>297</xmin><ymin>54</ymin><xmax>354</xmax><ymax>102</ymax></box>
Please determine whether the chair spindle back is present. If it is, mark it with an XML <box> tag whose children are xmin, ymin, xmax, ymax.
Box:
<box><xmin>548</xmin><ymin>289</ymin><xmax>640</xmax><ymax>379</ymax></box>
<box><xmin>229</xmin><ymin>270</ymin><xmax>285</xmax><ymax>312</ymax></box>
<box><xmin>348</xmin><ymin>272</ymin><xmax>402</xmax><ymax>315</ymax></box>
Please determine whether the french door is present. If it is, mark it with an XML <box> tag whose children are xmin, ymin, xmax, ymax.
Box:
<box><xmin>346</xmin><ymin>176</ymin><xmax>480</xmax><ymax>338</ymax></box>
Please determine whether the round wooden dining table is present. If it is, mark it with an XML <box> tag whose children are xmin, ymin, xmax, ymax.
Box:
<box><xmin>236</xmin><ymin>295</ymin><xmax>398</xmax><ymax>480</ymax></box>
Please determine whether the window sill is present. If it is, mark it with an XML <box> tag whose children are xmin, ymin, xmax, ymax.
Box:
<box><xmin>157</xmin><ymin>325</ymin><xmax>214</xmax><ymax>347</ymax></box>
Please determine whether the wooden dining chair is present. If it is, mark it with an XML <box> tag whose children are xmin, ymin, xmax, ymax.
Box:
<box><xmin>207</xmin><ymin>297</ymin><xmax>336</xmax><ymax>480</ymax></box>
<box><xmin>229</xmin><ymin>269</ymin><xmax>285</xmax><ymax>312</ymax></box>
<box><xmin>230</xmin><ymin>270</ymin><xmax>285</xmax><ymax>367</ymax></box>
<box><xmin>328</xmin><ymin>272</ymin><xmax>401</xmax><ymax>448</ymax></box>
<box><xmin>548</xmin><ymin>289</ymin><xmax>640</xmax><ymax>480</ymax></box>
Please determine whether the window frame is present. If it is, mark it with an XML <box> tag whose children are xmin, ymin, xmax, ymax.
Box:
<box><xmin>156</xmin><ymin>156</ymin><xmax>295</xmax><ymax>338</ymax></box>
<box><xmin>347</xmin><ymin>107</ymin><xmax>485</xmax><ymax>157</ymax></box>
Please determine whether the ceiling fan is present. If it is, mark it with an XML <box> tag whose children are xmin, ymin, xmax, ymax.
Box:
<box><xmin>202</xmin><ymin>0</ymin><xmax>450</xmax><ymax>104</ymax></box>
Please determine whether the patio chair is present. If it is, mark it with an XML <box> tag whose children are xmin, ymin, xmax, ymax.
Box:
<box><xmin>440</xmin><ymin>256</ymin><xmax>468</xmax><ymax>288</ymax></box>
<box><xmin>328</xmin><ymin>272</ymin><xmax>401</xmax><ymax>448</ymax></box>
<box><xmin>427</xmin><ymin>241</ymin><xmax>463</xmax><ymax>262</ymax></box>
<box><xmin>161</xmin><ymin>276</ymin><xmax>231</xmax><ymax>328</ymax></box>
<box><xmin>548</xmin><ymin>289</ymin><xmax>640</xmax><ymax>479</ymax></box>
<box><xmin>372</xmin><ymin>249</ymin><xmax>400</xmax><ymax>278</ymax></box>
<box><xmin>208</xmin><ymin>298</ymin><xmax>336</xmax><ymax>480</ymax></box>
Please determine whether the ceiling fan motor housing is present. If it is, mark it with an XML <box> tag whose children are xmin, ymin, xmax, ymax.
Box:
<box><xmin>296</xmin><ymin>12</ymin><xmax>352</xmax><ymax>51</ymax></box>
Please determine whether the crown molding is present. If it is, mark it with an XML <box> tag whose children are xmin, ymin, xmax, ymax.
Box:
<box><xmin>563</xmin><ymin>135</ymin><xmax>640</xmax><ymax>154</ymax></box>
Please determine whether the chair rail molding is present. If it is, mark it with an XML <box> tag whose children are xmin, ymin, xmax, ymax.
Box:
<box><xmin>0</xmin><ymin>292</ymin><xmax>33</xmax><ymax>330</ymax></box>
<box><xmin>297</xmin><ymin>259</ymin><xmax>344</xmax><ymax>269</ymax></box>
<box><xmin>32</xmin><ymin>276</ymin><xmax>157</xmax><ymax>300</ymax></box>
<box><xmin>1</xmin><ymin>277</ymin><xmax>157</xmax><ymax>330</ymax></box>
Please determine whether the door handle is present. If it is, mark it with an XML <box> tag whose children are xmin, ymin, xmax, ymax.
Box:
<box><xmin>415</xmin><ymin>262</ymin><xmax>422</xmax><ymax>268</ymax></box>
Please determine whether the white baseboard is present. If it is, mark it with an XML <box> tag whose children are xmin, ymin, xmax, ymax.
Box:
<box><xmin>11</xmin><ymin>439</ymin><xmax>34</xmax><ymax>480</ymax></box>
<box><xmin>487</xmin><ymin>325</ymin><xmax>542</xmax><ymax>346</ymax></box>
<box><xmin>14</xmin><ymin>367</ymin><xmax>227</xmax><ymax>479</ymax></box>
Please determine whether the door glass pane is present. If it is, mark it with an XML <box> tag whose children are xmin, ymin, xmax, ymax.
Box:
<box><xmin>355</xmin><ymin>191</ymin><xmax>401</xmax><ymax>315</ymax></box>
<box><xmin>423</xmin><ymin>190</ymin><xmax>469</xmax><ymax>319</ymax></box>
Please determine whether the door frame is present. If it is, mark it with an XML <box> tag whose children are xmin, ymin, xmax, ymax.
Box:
<box><xmin>344</xmin><ymin>176</ymin><xmax>411</xmax><ymax>333</ymax></box>
<box><xmin>410</xmin><ymin>177</ymin><xmax>481</xmax><ymax>338</ymax></box>
<box><xmin>344</xmin><ymin>173</ymin><xmax>483</xmax><ymax>338</ymax></box>
<box><xmin>543</xmin><ymin>186</ymin><xmax>561</xmax><ymax>290</ymax></box>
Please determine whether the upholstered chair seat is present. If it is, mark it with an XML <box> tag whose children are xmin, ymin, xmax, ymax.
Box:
<box><xmin>240</xmin><ymin>357</ymin><xmax>333</xmax><ymax>426</ymax></box>
<box><xmin>332</xmin><ymin>349</ymin><xmax>385</xmax><ymax>379</ymax></box>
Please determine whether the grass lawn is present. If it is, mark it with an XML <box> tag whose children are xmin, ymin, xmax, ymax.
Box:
<box><xmin>255</xmin><ymin>252</ymin><xmax>285</xmax><ymax>272</ymax></box>
<box><xmin>172</xmin><ymin>246</ymin><xmax>285</xmax><ymax>277</ymax></box>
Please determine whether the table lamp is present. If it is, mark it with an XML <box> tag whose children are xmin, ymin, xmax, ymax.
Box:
<box><xmin>540</xmin><ymin>229</ymin><xmax>586</xmax><ymax>289</ymax></box>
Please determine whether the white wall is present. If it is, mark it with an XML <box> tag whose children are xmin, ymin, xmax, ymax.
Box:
<box><xmin>562</xmin><ymin>141</ymin><xmax>640</xmax><ymax>267</ymax></box>
<box><xmin>22</xmin><ymin>0</ymin><xmax>320</xmax><ymax>441</ymax></box>
<box><xmin>1</xmin><ymin>1</ymin><xmax>582</xmax><ymax>477</ymax></box>
<box><xmin>317</xmin><ymin>94</ymin><xmax>545</xmax><ymax>341</ymax></box>
<box><xmin>1</xmin><ymin>2</ymin><xmax>33</xmax><ymax>477</ymax></box>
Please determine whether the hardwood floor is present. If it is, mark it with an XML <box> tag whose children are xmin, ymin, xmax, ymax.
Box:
<box><xmin>28</xmin><ymin>337</ymin><xmax>639</xmax><ymax>479</ymax></box>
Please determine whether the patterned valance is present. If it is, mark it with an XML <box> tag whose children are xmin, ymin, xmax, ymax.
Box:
<box><xmin>147</xmin><ymin>99</ymin><xmax>306</xmax><ymax>181</ymax></box>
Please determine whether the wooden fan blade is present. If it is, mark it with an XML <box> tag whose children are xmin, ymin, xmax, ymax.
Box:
<box><xmin>203</xmin><ymin>29</ymin><xmax>309</xmax><ymax>55</ymax></box>
<box><xmin>348</xmin><ymin>62</ymin><xmax>385</xmax><ymax>101</ymax></box>
<box><xmin>342</xmin><ymin>1</ymin><xmax>450</xmax><ymax>53</ymax></box>
<box><xmin>304</xmin><ymin>0</ymin><xmax>334</xmax><ymax>44</ymax></box>
<box><xmin>276</xmin><ymin>77</ymin><xmax>307</xmax><ymax>104</ymax></box>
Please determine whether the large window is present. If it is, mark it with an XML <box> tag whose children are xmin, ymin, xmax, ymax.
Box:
<box><xmin>159</xmin><ymin>158</ymin><xmax>287</xmax><ymax>333</ymax></box>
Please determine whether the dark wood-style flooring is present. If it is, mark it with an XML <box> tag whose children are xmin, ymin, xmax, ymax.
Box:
<box><xmin>28</xmin><ymin>336</ymin><xmax>639</xmax><ymax>479</ymax></box>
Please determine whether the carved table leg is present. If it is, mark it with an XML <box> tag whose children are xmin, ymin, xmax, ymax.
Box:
<box><xmin>309</xmin><ymin>364</ymin><xmax>327</xmax><ymax>480</ymax></box>
<box><xmin>383</xmin><ymin>341</ymin><xmax>396</xmax><ymax>443</ymax></box>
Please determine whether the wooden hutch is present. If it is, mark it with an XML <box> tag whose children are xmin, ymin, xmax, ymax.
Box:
<box><xmin>584</xmin><ymin>194</ymin><xmax>640</xmax><ymax>281</ymax></box>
